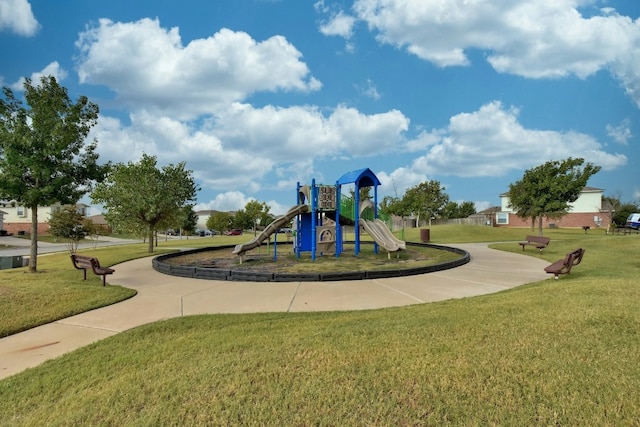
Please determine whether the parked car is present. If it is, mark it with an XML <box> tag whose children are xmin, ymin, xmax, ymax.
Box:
<box><xmin>626</xmin><ymin>213</ymin><xmax>640</xmax><ymax>229</ymax></box>
<box><xmin>225</xmin><ymin>228</ymin><xmax>242</xmax><ymax>235</ymax></box>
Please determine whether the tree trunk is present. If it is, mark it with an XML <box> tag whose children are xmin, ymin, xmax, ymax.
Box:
<box><xmin>147</xmin><ymin>229</ymin><xmax>154</xmax><ymax>253</ymax></box>
<box><xmin>29</xmin><ymin>206</ymin><xmax>38</xmax><ymax>273</ymax></box>
<box><xmin>538</xmin><ymin>216</ymin><xmax>544</xmax><ymax>236</ymax></box>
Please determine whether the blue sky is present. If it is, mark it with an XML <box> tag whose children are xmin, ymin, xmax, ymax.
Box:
<box><xmin>1</xmin><ymin>0</ymin><xmax>639</xmax><ymax>216</ymax></box>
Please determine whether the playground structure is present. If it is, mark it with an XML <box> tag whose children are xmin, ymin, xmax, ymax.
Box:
<box><xmin>233</xmin><ymin>168</ymin><xmax>405</xmax><ymax>261</ymax></box>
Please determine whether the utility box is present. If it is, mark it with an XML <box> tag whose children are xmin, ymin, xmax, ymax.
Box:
<box><xmin>0</xmin><ymin>256</ymin><xmax>23</xmax><ymax>270</ymax></box>
<box><xmin>420</xmin><ymin>228</ymin><xmax>430</xmax><ymax>243</ymax></box>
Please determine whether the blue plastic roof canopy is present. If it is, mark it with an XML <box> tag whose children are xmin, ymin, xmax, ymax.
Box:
<box><xmin>336</xmin><ymin>168</ymin><xmax>381</xmax><ymax>188</ymax></box>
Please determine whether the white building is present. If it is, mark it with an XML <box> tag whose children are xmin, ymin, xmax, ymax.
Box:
<box><xmin>497</xmin><ymin>187</ymin><xmax>610</xmax><ymax>229</ymax></box>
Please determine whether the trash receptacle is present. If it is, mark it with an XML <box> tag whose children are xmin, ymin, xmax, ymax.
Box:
<box><xmin>420</xmin><ymin>228</ymin><xmax>430</xmax><ymax>242</ymax></box>
<box><xmin>0</xmin><ymin>256</ymin><xmax>22</xmax><ymax>269</ymax></box>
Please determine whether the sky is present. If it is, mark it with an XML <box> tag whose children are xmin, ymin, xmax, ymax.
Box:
<box><xmin>1</xmin><ymin>0</ymin><xmax>639</xmax><ymax>216</ymax></box>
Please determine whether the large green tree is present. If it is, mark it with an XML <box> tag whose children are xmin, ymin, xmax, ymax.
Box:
<box><xmin>92</xmin><ymin>154</ymin><xmax>199</xmax><ymax>252</ymax></box>
<box><xmin>206</xmin><ymin>211</ymin><xmax>233</xmax><ymax>235</ymax></box>
<box><xmin>507</xmin><ymin>157</ymin><xmax>601</xmax><ymax>235</ymax></box>
<box><xmin>442</xmin><ymin>201</ymin><xmax>477</xmax><ymax>219</ymax></box>
<box><xmin>402</xmin><ymin>180</ymin><xmax>449</xmax><ymax>226</ymax></box>
<box><xmin>0</xmin><ymin>76</ymin><xmax>108</xmax><ymax>272</ymax></box>
<box><xmin>244</xmin><ymin>200</ymin><xmax>270</xmax><ymax>235</ymax></box>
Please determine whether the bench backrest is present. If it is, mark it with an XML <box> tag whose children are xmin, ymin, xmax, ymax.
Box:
<box><xmin>569</xmin><ymin>248</ymin><xmax>585</xmax><ymax>266</ymax></box>
<box><xmin>562</xmin><ymin>248</ymin><xmax>585</xmax><ymax>270</ymax></box>
<box><xmin>71</xmin><ymin>255</ymin><xmax>98</xmax><ymax>269</ymax></box>
<box><xmin>525</xmin><ymin>235</ymin><xmax>550</xmax><ymax>245</ymax></box>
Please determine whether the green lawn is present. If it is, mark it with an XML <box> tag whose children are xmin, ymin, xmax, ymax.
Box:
<box><xmin>1</xmin><ymin>226</ymin><xmax>639</xmax><ymax>425</ymax></box>
<box><xmin>0</xmin><ymin>244</ymin><xmax>175</xmax><ymax>337</ymax></box>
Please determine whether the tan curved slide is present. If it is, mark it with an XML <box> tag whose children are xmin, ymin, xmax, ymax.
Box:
<box><xmin>359</xmin><ymin>219</ymin><xmax>406</xmax><ymax>253</ymax></box>
<box><xmin>374</xmin><ymin>219</ymin><xmax>406</xmax><ymax>250</ymax></box>
<box><xmin>233</xmin><ymin>204</ymin><xmax>310</xmax><ymax>256</ymax></box>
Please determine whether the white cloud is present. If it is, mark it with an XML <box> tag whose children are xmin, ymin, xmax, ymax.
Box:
<box><xmin>319</xmin><ymin>10</ymin><xmax>356</xmax><ymax>38</ymax></box>
<box><xmin>352</xmin><ymin>0</ymin><xmax>640</xmax><ymax>106</ymax></box>
<box><xmin>406</xmin><ymin>101</ymin><xmax>627</xmax><ymax>177</ymax></box>
<box><xmin>0</xmin><ymin>0</ymin><xmax>39</xmax><ymax>36</ymax></box>
<box><xmin>375</xmin><ymin>101</ymin><xmax>627</xmax><ymax>191</ymax></box>
<box><xmin>375</xmin><ymin>168</ymin><xmax>426</xmax><ymax>200</ymax></box>
<box><xmin>474</xmin><ymin>201</ymin><xmax>493</xmax><ymax>212</ymax></box>
<box><xmin>211</xmin><ymin>102</ymin><xmax>409</xmax><ymax>159</ymax></box>
<box><xmin>355</xmin><ymin>79</ymin><xmax>381</xmax><ymax>100</ymax></box>
<box><xmin>606</xmin><ymin>119</ymin><xmax>632</xmax><ymax>145</ymax></box>
<box><xmin>91</xmin><ymin>102</ymin><xmax>409</xmax><ymax>198</ymax></box>
<box><xmin>75</xmin><ymin>18</ymin><xmax>321</xmax><ymax>119</ymax></box>
<box><xmin>195</xmin><ymin>191</ymin><xmax>254</xmax><ymax>213</ymax></box>
<box><xmin>11</xmin><ymin>61</ymin><xmax>67</xmax><ymax>90</ymax></box>
<box><xmin>195</xmin><ymin>193</ymin><xmax>291</xmax><ymax>216</ymax></box>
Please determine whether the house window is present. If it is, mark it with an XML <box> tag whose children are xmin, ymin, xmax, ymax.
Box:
<box><xmin>17</xmin><ymin>206</ymin><xmax>26</xmax><ymax>217</ymax></box>
<box><xmin>496</xmin><ymin>212</ymin><xmax>509</xmax><ymax>225</ymax></box>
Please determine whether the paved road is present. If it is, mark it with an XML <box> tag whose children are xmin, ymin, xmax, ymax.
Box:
<box><xmin>0</xmin><ymin>242</ymin><xmax>550</xmax><ymax>380</ymax></box>
<box><xmin>0</xmin><ymin>235</ymin><xmax>143</xmax><ymax>257</ymax></box>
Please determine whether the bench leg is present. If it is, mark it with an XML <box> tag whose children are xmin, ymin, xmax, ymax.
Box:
<box><xmin>102</xmin><ymin>275</ymin><xmax>106</xmax><ymax>286</ymax></box>
<box><xmin>83</xmin><ymin>269</ymin><xmax>87</xmax><ymax>280</ymax></box>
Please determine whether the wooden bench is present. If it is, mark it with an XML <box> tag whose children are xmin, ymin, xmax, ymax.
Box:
<box><xmin>518</xmin><ymin>235</ymin><xmax>551</xmax><ymax>251</ymax></box>
<box><xmin>70</xmin><ymin>254</ymin><xmax>115</xmax><ymax>286</ymax></box>
<box><xmin>544</xmin><ymin>248</ymin><xmax>585</xmax><ymax>279</ymax></box>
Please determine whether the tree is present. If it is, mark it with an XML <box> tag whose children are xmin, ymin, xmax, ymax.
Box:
<box><xmin>48</xmin><ymin>206</ymin><xmax>87</xmax><ymax>254</ymax></box>
<box><xmin>441</xmin><ymin>201</ymin><xmax>459</xmax><ymax>219</ymax></box>
<box><xmin>442</xmin><ymin>201</ymin><xmax>476</xmax><ymax>220</ymax></box>
<box><xmin>507</xmin><ymin>158</ymin><xmax>601</xmax><ymax>235</ymax></box>
<box><xmin>169</xmin><ymin>205</ymin><xmax>198</xmax><ymax>237</ymax></box>
<box><xmin>91</xmin><ymin>154</ymin><xmax>199</xmax><ymax>252</ymax></box>
<box><xmin>232</xmin><ymin>209</ymin><xmax>253</xmax><ymax>230</ymax></box>
<box><xmin>402</xmin><ymin>180</ymin><xmax>449</xmax><ymax>226</ymax></box>
<box><xmin>613</xmin><ymin>202</ymin><xmax>640</xmax><ymax>227</ymax></box>
<box><xmin>602</xmin><ymin>192</ymin><xmax>623</xmax><ymax>229</ymax></box>
<box><xmin>206</xmin><ymin>211</ymin><xmax>232</xmax><ymax>235</ymax></box>
<box><xmin>243</xmin><ymin>200</ymin><xmax>270</xmax><ymax>235</ymax></box>
<box><xmin>457</xmin><ymin>201</ymin><xmax>476</xmax><ymax>218</ymax></box>
<box><xmin>0</xmin><ymin>76</ymin><xmax>108</xmax><ymax>272</ymax></box>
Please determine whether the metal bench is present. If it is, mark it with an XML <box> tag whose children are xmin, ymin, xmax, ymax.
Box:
<box><xmin>518</xmin><ymin>235</ymin><xmax>551</xmax><ymax>251</ymax></box>
<box><xmin>544</xmin><ymin>248</ymin><xmax>585</xmax><ymax>279</ymax></box>
<box><xmin>70</xmin><ymin>254</ymin><xmax>115</xmax><ymax>286</ymax></box>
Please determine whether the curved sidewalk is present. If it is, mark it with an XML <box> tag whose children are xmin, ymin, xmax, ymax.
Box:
<box><xmin>0</xmin><ymin>243</ymin><xmax>549</xmax><ymax>379</ymax></box>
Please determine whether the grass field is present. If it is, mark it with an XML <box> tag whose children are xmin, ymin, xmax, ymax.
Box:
<box><xmin>1</xmin><ymin>226</ymin><xmax>639</xmax><ymax>425</ymax></box>
<box><xmin>0</xmin><ymin>243</ymin><xmax>175</xmax><ymax>337</ymax></box>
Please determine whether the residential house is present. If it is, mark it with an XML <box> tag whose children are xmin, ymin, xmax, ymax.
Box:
<box><xmin>87</xmin><ymin>214</ymin><xmax>112</xmax><ymax>234</ymax></box>
<box><xmin>496</xmin><ymin>187</ymin><xmax>611</xmax><ymax>229</ymax></box>
<box><xmin>0</xmin><ymin>210</ymin><xmax>6</xmax><ymax>234</ymax></box>
<box><xmin>0</xmin><ymin>201</ymin><xmax>90</xmax><ymax>235</ymax></box>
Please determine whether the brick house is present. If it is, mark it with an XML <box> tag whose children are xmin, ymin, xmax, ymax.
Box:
<box><xmin>496</xmin><ymin>187</ymin><xmax>611</xmax><ymax>229</ymax></box>
<box><xmin>0</xmin><ymin>201</ymin><xmax>90</xmax><ymax>235</ymax></box>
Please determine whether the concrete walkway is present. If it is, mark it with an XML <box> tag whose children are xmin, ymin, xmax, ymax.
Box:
<box><xmin>0</xmin><ymin>243</ymin><xmax>549</xmax><ymax>379</ymax></box>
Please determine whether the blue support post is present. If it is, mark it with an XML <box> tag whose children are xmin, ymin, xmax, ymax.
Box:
<box><xmin>273</xmin><ymin>229</ymin><xmax>278</xmax><ymax>261</ymax></box>
<box><xmin>335</xmin><ymin>182</ymin><xmax>341</xmax><ymax>258</ymax></box>
<box><xmin>311</xmin><ymin>179</ymin><xmax>317</xmax><ymax>261</ymax></box>
<box><xmin>295</xmin><ymin>182</ymin><xmax>301</xmax><ymax>259</ymax></box>
<box><xmin>373</xmin><ymin>184</ymin><xmax>379</xmax><ymax>254</ymax></box>
<box><xmin>354</xmin><ymin>180</ymin><xmax>360</xmax><ymax>256</ymax></box>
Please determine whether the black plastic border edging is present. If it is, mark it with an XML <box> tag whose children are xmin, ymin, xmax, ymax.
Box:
<box><xmin>152</xmin><ymin>242</ymin><xmax>470</xmax><ymax>282</ymax></box>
